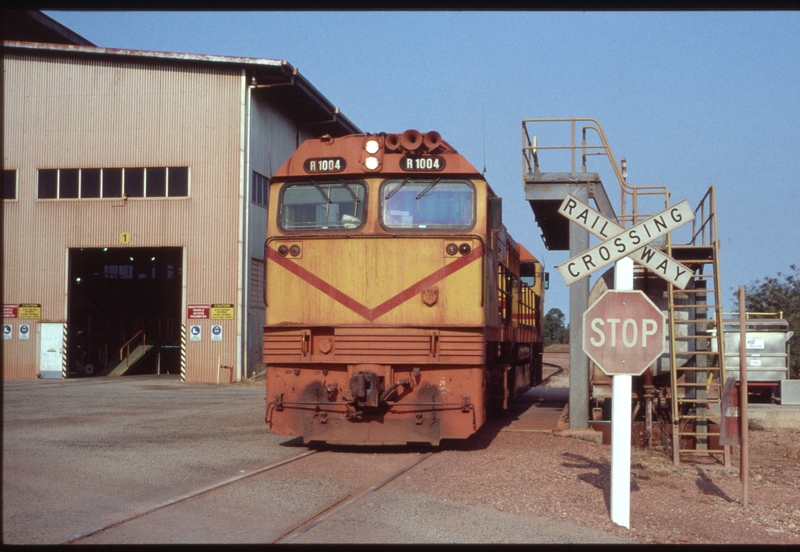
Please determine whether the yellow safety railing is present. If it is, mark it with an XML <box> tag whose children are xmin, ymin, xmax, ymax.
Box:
<box><xmin>119</xmin><ymin>330</ymin><xmax>146</xmax><ymax>368</ymax></box>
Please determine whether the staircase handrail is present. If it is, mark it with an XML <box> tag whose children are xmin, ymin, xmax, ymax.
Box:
<box><xmin>690</xmin><ymin>186</ymin><xmax>718</xmax><ymax>247</ymax></box>
<box><xmin>120</xmin><ymin>330</ymin><xmax>146</xmax><ymax>362</ymax></box>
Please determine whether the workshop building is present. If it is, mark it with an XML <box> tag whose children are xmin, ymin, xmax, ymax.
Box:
<box><xmin>3</xmin><ymin>12</ymin><xmax>359</xmax><ymax>382</ymax></box>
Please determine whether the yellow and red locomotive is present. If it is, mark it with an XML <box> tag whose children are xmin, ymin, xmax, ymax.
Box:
<box><xmin>264</xmin><ymin>130</ymin><xmax>545</xmax><ymax>445</ymax></box>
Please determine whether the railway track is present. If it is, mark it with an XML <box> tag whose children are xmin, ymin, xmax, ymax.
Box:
<box><xmin>276</xmin><ymin>451</ymin><xmax>433</xmax><ymax>544</ymax></box>
<box><xmin>58</xmin><ymin>448</ymin><xmax>434</xmax><ymax>545</ymax></box>
<box><xmin>539</xmin><ymin>362</ymin><xmax>564</xmax><ymax>386</ymax></box>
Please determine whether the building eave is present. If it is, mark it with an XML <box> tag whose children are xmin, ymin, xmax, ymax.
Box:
<box><xmin>4</xmin><ymin>40</ymin><xmax>361</xmax><ymax>137</ymax></box>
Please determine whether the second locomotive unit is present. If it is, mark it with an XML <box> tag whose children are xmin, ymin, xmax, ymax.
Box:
<box><xmin>264</xmin><ymin>129</ymin><xmax>545</xmax><ymax>445</ymax></box>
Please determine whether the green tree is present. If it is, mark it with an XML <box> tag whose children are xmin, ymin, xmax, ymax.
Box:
<box><xmin>544</xmin><ymin>307</ymin><xmax>569</xmax><ymax>346</ymax></box>
<box><xmin>736</xmin><ymin>264</ymin><xmax>799</xmax><ymax>379</ymax></box>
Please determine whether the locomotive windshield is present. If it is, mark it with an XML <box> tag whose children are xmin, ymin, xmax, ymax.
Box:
<box><xmin>279</xmin><ymin>180</ymin><xmax>366</xmax><ymax>230</ymax></box>
<box><xmin>380</xmin><ymin>179</ymin><xmax>475</xmax><ymax>230</ymax></box>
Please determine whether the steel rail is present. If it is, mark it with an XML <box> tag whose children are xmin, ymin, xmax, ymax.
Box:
<box><xmin>55</xmin><ymin>449</ymin><xmax>319</xmax><ymax>545</ymax></box>
<box><xmin>277</xmin><ymin>451</ymin><xmax>434</xmax><ymax>544</ymax></box>
<box><xmin>539</xmin><ymin>364</ymin><xmax>565</xmax><ymax>386</ymax></box>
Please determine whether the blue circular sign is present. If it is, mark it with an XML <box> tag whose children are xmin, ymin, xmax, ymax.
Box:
<box><xmin>20</xmin><ymin>325</ymin><xmax>29</xmax><ymax>334</ymax></box>
<box><xmin>191</xmin><ymin>326</ymin><xmax>200</xmax><ymax>335</ymax></box>
<box><xmin>212</xmin><ymin>326</ymin><xmax>222</xmax><ymax>335</ymax></box>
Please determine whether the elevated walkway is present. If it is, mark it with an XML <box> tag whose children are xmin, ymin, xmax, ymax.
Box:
<box><xmin>525</xmin><ymin>172</ymin><xmax>617</xmax><ymax>250</ymax></box>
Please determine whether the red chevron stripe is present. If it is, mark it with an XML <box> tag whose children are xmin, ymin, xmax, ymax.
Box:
<box><xmin>267</xmin><ymin>243</ymin><xmax>484</xmax><ymax>322</ymax></box>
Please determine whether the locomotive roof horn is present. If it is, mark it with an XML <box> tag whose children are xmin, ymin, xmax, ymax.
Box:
<box><xmin>423</xmin><ymin>131</ymin><xmax>442</xmax><ymax>152</ymax></box>
<box><xmin>384</xmin><ymin>133</ymin><xmax>401</xmax><ymax>151</ymax></box>
<box><xmin>401</xmin><ymin>129</ymin><xmax>423</xmax><ymax>151</ymax></box>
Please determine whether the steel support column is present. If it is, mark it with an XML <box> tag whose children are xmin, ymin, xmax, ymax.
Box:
<box><xmin>568</xmin><ymin>191</ymin><xmax>590</xmax><ymax>429</ymax></box>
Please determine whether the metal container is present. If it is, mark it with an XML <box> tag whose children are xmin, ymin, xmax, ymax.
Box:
<box><xmin>713</xmin><ymin>317</ymin><xmax>793</xmax><ymax>382</ymax></box>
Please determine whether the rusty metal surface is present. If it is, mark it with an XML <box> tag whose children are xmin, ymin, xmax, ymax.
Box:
<box><xmin>271</xmin><ymin>131</ymin><xmax>481</xmax><ymax>180</ymax></box>
<box><xmin>264</xmin><ymin>327</ymin><xmax>485</xmax><ymax>365</ymax></box>
<box><xmin>266</xmin><ymin>364</ymin><xmax>486</xmax><ymax>445</ymax></box>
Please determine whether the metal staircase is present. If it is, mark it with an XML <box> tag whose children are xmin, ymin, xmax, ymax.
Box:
<box><xmin>104</xmin><ymin>331</ymin><xmax>153</xmax><ymax>377</ymax></box>
<box><xmin>666</xmin><ymin>188</ymin><xmax>730</xmax><ymax>466</ymax></box>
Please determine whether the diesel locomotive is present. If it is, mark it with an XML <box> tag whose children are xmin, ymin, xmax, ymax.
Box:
<box><xmin>264</xmin><ymin>130</ymin><xmax>545</xmax><ymax>445</ymax></box>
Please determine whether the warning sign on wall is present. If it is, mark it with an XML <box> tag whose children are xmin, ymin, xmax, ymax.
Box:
<box><xmin>211</xmin><ymin>304</ymin><xmax>234</xmax><ymax>320</ymax></box>
<box><xmin>19</xmin><ymin>304</ymin><xmax>41</xmax><ymax>320</ymax></box>
<box><xmin>3</xmin><ymin>304</ymin><xmax>18</xmax><ymax>318</ymax></box>
<box><xmin>188</xmin><ymin>304</ymin><xmax>210</xmax><ymax>319</ymax></box>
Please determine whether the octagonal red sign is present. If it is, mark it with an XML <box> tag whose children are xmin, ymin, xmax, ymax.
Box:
<box><xmin>582</xmin><ymin>290</ymin><xmax>665</xmax><ymax>376</ymax></box>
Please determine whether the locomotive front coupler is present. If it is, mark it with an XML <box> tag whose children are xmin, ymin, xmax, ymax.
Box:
<box><xmin>347</xmin><ymin>369</ymin><xmax>412</xmax><ymax>411</ymax></box>
<box><xmin>349</xmin><ymin>369</ymin><xmax>382</xmax><ymax>408</ymax></box>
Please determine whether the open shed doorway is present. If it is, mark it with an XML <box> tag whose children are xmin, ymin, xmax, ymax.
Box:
<box><xmin>67</xmin><ymin>247</ymin><xmax>182</xmax><ymax>377</ymax></box>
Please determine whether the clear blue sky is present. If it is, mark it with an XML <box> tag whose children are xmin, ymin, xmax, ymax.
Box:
<box><xmin>46</xmin><ymin>11</ymin><xmax>800</xmax><ymax>321</ymax></box>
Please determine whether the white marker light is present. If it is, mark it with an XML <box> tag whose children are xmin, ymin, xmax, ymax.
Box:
<box><xmin>365</xmin><ymin>156</ymin><xmax>379</xmax><ymax>170</ymax></box>
<box><xmin>365</xmin><ymin>139</ymin><xmax>380</xmax><ymax>154</ymax></box>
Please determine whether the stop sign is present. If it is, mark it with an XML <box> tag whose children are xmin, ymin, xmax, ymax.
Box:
<box><xmin>583</xmin><ymin>290</ymin><xmax>665</xmax><ymax>376</ymax></box>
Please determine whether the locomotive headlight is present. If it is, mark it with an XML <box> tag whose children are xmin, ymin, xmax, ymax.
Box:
<box><xmin>459</xmin><ymin>243</ymin><xmax>471</xmax><ymax>256</ymax></box>
<box><xmin>277</xmin><ymin>245</ymin><xmax>289</xmax><ymax>257</ymax></box>
<box><xmin>365</xmin><ymin>139</ymin><xmax>380</xmax><ymax>154</ymax></box>
<box><xmin>446</xmin><ymin>243</ymin><xmax>458</xmax><ymax>256</ymax></box>
<box><xmin>289</xmin><ymin>245</ymin><xmax>301</xmax><ymax>257</ymax></box>
<box><xmin>365</xmin><ymin>156</ymin><xmax>379</xmax><ymax>170</ymax></box>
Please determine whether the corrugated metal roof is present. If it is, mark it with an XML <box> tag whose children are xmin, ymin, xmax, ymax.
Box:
<box><xmin>4</xmin><ymin>40</ymin><xmax>285</xmax><ymax>67</ymax></box>
<box><xmin>4</xmin><ymin>40</ymin><xmax>361</xmax><ymax>137</ymax></box>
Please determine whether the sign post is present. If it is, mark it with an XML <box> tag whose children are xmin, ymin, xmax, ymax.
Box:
<box><xmin>738</xmin><ymin>286</ymin><xmax>749</xmax><ymax>509</ymax></box>
<box><xmin>583</xmin><ymin>274</ymin><xmax>666</xmax><ymax>528</ymax></box>
<box><xmin>613</xmin><ymin>258</ymin><xmax>634</xmax><ymax>529</ymax></box>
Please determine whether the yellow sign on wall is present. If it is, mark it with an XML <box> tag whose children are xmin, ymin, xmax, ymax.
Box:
<box><xmin>211</xmin><ymin>303</ymin><xmax>234</xmax><ymax>320</ymax></box>
<box><xmin>120</xmin><ymin>232</ymin><xmax>131</xmax><ymax>244</ymax></box>
<box><xmin>18</xmin><ymin>303</ymin><xmax>42</xmax><ymax>320</ymax></box>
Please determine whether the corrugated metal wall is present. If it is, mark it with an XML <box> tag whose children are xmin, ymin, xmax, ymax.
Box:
<box><xmin>3</xmin><ymin>51</ymin><xmax>244</xmax><ymax>381</ymax></box>
<box><xmin>244</xmin><ymin>93</ymin><xmax>310</xmax><ymax>378</ymax></box>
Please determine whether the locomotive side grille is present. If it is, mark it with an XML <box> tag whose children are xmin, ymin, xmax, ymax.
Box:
<box><xmin>262</xmin><ymin>328</ymin><xmax>305</xmax><ymax>363</ymax></box>
<box><xmin>437</xmin><ymin>333</ymin><xmax>486</xmax><ymax>362</ymax></box>
<box><xmin>336</xmin><ymin>332</ymin><xmax>433</xmax><ymax>360</ymax></box>
<box><xmin>263</xmin><ymin>327</ymin><xmax>484</xmax><ymax>364</ymax></box>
